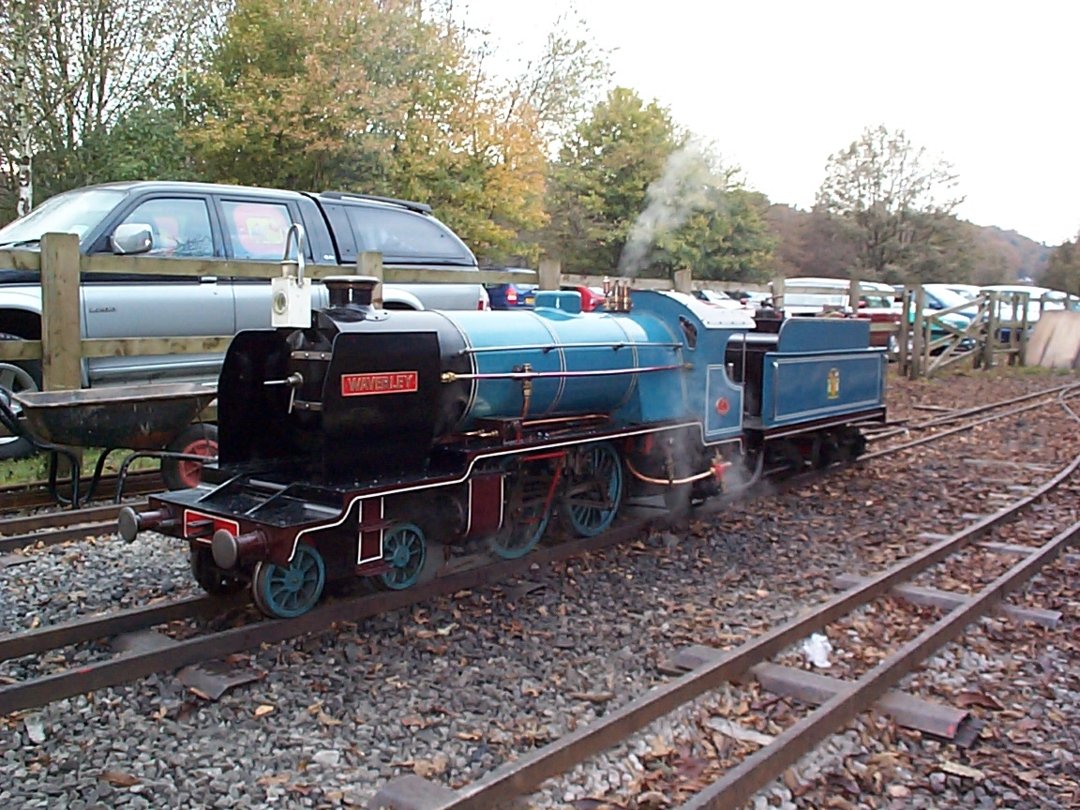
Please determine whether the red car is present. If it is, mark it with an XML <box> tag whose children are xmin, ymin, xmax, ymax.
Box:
<box><xmin>560</xmin><ymin>284</ymin><xmax>606</xmax><ymax>312</ymax></box>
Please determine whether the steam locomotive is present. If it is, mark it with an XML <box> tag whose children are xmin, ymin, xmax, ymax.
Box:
<box><xmin>119</xmin><ymin>276</ymin><xmax>886</xmax><ymax>618</ymax></box>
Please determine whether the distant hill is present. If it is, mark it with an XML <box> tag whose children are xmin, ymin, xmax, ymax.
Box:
<box><xmin>765</xmin><ymin>204</ymin><xmax>1053</xmax><ymax>283</ymax></box>
<box><xmin>967</xmin><ymin>224</ymin><xmax>1053</xmax><ymax>283</ymax></box>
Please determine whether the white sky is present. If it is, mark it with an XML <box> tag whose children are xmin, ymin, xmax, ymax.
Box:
<box><xmin>457</xmin><ymin>0</ymin><xmax>1079</xmax><ymax>246</ymax></box>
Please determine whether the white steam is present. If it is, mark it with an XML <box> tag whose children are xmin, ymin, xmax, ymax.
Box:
<box><xmin>617</xmin><ymin>139</ymin><xmax>722</xmax><ymax>277</ymax></box>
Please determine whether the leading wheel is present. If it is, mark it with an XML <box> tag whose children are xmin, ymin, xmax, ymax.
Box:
<box><xmin>252</xmin><ymin>543</ymin><xmax>326</xmax><ymax>618</ymax></box>
<box><xmin>560</xmin><ymin>442</ymin><xmax>623</xmax><ymax>537</ymax></box>
<box><xmin>190</xmin><ymin>547</ymin><xmax>244</xmax><ymax>596</ymax></box>
<box><xmin>378</xmin><ymin>523</ymin><xmax>428</xmax><ymax>590</ymax></box>
<box><xmin>491</xmin><ymin>464</ymin><xmax>552</xmax><ymax>559</ymax></box>
<box><xmin>162</xmin><ymin>423</ymin><xmax>218</xmax><ymax>490</ymax></box>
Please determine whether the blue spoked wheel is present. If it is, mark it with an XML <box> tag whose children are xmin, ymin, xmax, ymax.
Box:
<box><xmin>379</xmin><ymin>523</ymin><xmax>427</xmax><ymax>590</ymax></box>
<box><xmin>251</xmin><ymin>544</ymin><xmax>326</xmax><ymax>619</ymax></box>
<box><xmin>561</xmin><ymin>442</ymin><xmax>624</xmax><ymax>537</ymax></box>
<box><xmin>491</xmin><ymin>466</ymin><xmax>552</xmax><ymax>559</ymax></box>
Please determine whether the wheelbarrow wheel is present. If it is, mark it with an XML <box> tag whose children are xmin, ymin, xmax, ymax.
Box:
<box><xmin>0</xmin><ymin>334</ymin><xmax>43</xmax><ymax>461</ymax></box>
<box><xmin>162</xmin><ymin>423</ymin><xmax>218</xmax><ymax>490</ymax></box>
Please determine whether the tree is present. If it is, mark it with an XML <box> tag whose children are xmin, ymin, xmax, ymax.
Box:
<box><xmin>0</xmin><ymin>0</ymin><xmax>224</xmax><ymax>222</ymax></box>
<box><xmin>183</xmin><ymin>0</ymin><xmax>548</xmax><ymax>262</ymax></box>
<box><xmin>816</xmin><ymin>125</ymin><xmax>967</xmax><ymax>282</ymax></box>
<box><xmin>543</xmin><ymin>88</ymin><xmax>773</xmax><ymax>280</ymax></box>
<box><xmin>1041</xmin><ymin>230</ymin><xmax>1080</xmax><ymax>295</ymax></box>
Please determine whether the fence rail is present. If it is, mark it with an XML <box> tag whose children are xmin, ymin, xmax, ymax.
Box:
<box><xmin>1</xmin><ymin>237</ymin><xmax>1068</xmax><ymax>389</ymax></box>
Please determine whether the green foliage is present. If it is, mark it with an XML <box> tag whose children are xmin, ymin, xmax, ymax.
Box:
<box><xmin>543</xmin><ymin>88</ymin><xmax>773</xmax><ymax>280</ymax></box>
<box><xmin>816</xmin><ymin>125</ymin><xmax>967</xmax><ymax>281</ymax></box>
<box><xmin>1041</xmin><ymin>231</ymin><xmax>1080</xmax><ymax>294</ymax></box>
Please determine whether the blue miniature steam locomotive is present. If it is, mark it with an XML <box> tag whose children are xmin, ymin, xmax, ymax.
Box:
<box><xmin>119</xmin><ymin>277</ymin><xmax>885</xmax><ymax>618</ymax></box>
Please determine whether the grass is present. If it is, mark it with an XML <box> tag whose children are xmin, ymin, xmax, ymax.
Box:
<box><xmin>0</xmin><ymin>448</ymin><xmax>160</xmax><ymax>487</ymax></box>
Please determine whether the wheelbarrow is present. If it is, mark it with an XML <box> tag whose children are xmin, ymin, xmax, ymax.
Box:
<box><xmin>1</xmin><ymin>382</ymin><xmax>218</xmax><ymax>507</ymax></box>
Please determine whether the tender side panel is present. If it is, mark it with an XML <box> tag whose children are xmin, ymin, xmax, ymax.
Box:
<box><xmin>760</xmin><ymin>352</ymin><xmax>885</xmax><ymax>428</ymax></box>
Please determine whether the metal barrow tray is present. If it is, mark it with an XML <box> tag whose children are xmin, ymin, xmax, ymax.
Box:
<box><xmin>13</xmin><ymin>382</ymin><xmax>217</xmax><ymax>450</ymax></box>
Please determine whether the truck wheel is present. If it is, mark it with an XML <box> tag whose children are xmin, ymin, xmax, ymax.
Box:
<box><xmin>0</xmin><ymin>334</ymin><xmax>43</xmax><ymax>460</ymax></box>
<box><xmin>161</xmin><ymin>423</ymin><xmax>218</xmax><ymax>490</ymax></box>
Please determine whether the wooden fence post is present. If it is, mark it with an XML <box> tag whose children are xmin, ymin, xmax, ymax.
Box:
<box><xmin>358</xmin><ymin>251</ymin><xmax>384</xmax><ymax>307</ymax></box>
<box><xmin>538</xmin><ymin>258</ymin><xmax>561</xmax><ymax>291</ymax></box>
<box><xmin>673</xmin><ymin>269</ymin><xmax>692</xmax><ymax>294</ymax></box>
<box><xmin>898</xmin><ymin>286</ymin><xmax>912</xmax><ymax>377</ymax></box>
<box><xmin>40</xmin><ymin>232</ymin><xmax>82</xmax><ymax>392</ymax></box>
<box><xmin>771</xmin><ymin>277</ymin><xmax>785</xmax><ymax>311</ymax></box>
<box><xmin>983</xmin><ymin>292</ymin><xmax>999</xmax><ymax>370</ymax></box>
<box><xmin>910</xmin><ymin>285</ymin><xmax>925</xmax><ymax>379</ymax></box>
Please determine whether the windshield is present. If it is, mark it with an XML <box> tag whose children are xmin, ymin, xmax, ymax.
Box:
<box><xmin>923</xmin><ymin>285</ymin><xmax>972</xmax><ymax>308</ymax></box>
<box><xmin>0</xmin><ymin>188</ymin><xmax>125</xmax><ymax>246</ymax></box>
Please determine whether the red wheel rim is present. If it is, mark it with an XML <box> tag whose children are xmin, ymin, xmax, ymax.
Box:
<box><xmin>176</xmin><ymin>438</ymin><xmax>217</xmax><ymax>488</ymax></box>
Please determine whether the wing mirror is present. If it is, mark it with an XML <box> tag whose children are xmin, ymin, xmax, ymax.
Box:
<box><xmin>110</xmin><ymin>223</ymin><xmax>153</xmax><ymax>255</ymax></box>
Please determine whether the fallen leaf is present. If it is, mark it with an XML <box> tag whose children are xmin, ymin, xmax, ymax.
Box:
<box><xmin>99</xmin><ymin>770</ymin><xmax>139</xmax><ymax>787</ymax></box>
<box><xmin>436</xmin><ymin>623</ymin><xmax>458</xmax><ymax>636</ymax></box>
<box><xmin>257</xmin><ymin>774</ymin><xmax>290</xmax><ymax>787</ymax></box>
<box><xmin>412</xmin><ymin>754</ymin><xmax>449</xmax><ymax>778</ymax></box>
<box><xmin>955</xmin><ymin>691</ymin><xmax>1004</xmax><ymax>710</ymax></box>
<box><xmin>938</xmin><ymin>761</ymin><xmax>984</xmax><ymax>780</ymax></box>
<box><xmin>454</xmin><ymin>730</ymin><xmax>482</xmax><ymax>741</ymax></box>
<box><xmin>254</xmin><ymin>704</ymin><xmax>275</xmax><ymax>718</ymax></box>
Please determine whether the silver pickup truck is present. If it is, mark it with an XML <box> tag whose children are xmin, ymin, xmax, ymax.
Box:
<box><xmin>0</xmin><ymin>180</ymin><xmax>491</xmax><ymax>458</ymax></box>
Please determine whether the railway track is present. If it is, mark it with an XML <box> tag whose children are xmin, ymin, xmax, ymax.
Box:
<box><xmin>1</xmin><ymin>387</ymin><xmax>1075</xmax><ymax>720</ymax></box>
<box><xmin>2</xmin><ymin>382</ymin><xmax>1074</xmax><ymax>558</ymax></box>
<box><xmin>0</xmin><ymin>469</ymin><xmax>161</xmax><ymax>514</ymax></box>
<box><xmin>371</xmin><ymin>454</ymin><xmax>1080</xmax><ymax>809</ymax></box>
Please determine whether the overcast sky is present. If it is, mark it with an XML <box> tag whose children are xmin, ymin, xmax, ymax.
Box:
<box><xmin>458</xmin><ymin>0</ymin><xmax>1078</xmax><ymax>246</ymax></box>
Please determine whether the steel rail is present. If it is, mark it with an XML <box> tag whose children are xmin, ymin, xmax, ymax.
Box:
<box><xmin>409</xmin><ymin>452</ymin><xmax>1079</xmax><ymax>810</ymax></box>
<box><xmin>0</xmin><ymin>594</ymin><xmax>242</xmax><ymax>664</ymax></box>
<box><xmin>865</xmin><ymin>382</ymin><xmax>1077</xmax><ymax>441</ymax></box>
<box><xmin>860</xmin><ymin>397</ymin><xmax>1064</xmax><ymax>461</ymax></box>
<box><xmin>682</xmin><ymin>517</ymin><xmax>1080</xmax><ymax>809</ymax></box>
<box><xmin>3</xmin><ymin>391</ymin><xmax>1072</xmax><ymax>715</ymax></box>
<box><xmin>0</xmin><ymin>470</ymin><xmax>160</xmax><ymax>513</ymax></box>
<box><xmin>0</xmin><ymin>520</ymin><xmax>656</xmax><ymax>716</ymax></box>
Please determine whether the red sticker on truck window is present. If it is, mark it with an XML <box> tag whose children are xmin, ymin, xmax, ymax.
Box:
<box><xmin>341</xmin><ymin>371</ymin><xmax>418</xmax><ymax>397</ymax></box>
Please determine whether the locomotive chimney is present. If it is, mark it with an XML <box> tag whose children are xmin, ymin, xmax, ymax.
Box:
<box><xmin>325</xmin><ymin>276</ymin><xmax>380</xmax><ymax>310</ymax></box>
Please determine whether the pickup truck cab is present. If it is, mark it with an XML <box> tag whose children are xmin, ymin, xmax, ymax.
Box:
<box><xmin>0</xmin><ymin>181</ymin><xmax>490</xmax><ymax>458</ymax></box>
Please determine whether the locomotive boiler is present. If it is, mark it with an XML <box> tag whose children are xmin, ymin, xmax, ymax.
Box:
<box><xmin>119</xmin><ymin>276</ymin><xmax>886</xmax><ymax>618</ymax></box>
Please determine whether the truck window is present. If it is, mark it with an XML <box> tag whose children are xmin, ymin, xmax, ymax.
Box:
<box><xmin>345</xmin><ymin>206</ymin><xmax>472</xmax><ymax>263</ymax></box>
<box><xmin>221</xmin><ymin>200</ymin><xmax>293</xmax><ymax>260</ymax></box>
<box><xmin>120</xmin><ymin>198</ymin><xmax>214</xmax><ymax>257</ymax></box>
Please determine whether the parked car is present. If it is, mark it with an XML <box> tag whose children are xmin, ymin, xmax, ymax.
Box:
<box><xmin>780</xmin><ymin>277</ymin><xmax>900</xmax><ymax>350</ymax></box>
<box><xmin>0</xmin><ymin>180</ymin><xmax>490</xmax><ymax>458</ymax></box>
<box><xmin>484</xmin><ymin>268</ymin><xmax>538</xmax><ymax>310</ymax></box>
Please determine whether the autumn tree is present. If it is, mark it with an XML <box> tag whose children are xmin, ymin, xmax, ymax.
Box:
<box><xmin>183</xmin><ymin>0</ymin><xmax>549</xmax><ymax>261</ymax></box>
<box><xmin>544</xmin><ymin>88</ymin><xmax>773</xmax><ymax>280</ymax></box>
<box><xmin>816</xmin><ymin>125</ymin><xmax>969</xmax><ymax>283</ymax></box>
<box><xmin>1041</xmin><ymin>231</ymin><xmax>1080</xmax><ymax>295</ymax></box>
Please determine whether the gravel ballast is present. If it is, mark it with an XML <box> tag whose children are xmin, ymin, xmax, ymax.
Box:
<box><xmin>1</xmin><ymin>367</ymin><xmax>1077</xmax><ymax>809</ymax></box>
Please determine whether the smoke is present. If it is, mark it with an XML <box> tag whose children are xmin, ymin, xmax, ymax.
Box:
<box><xmin>617</xmin><ymin>139</ymin><xmax>722</xmax><ymax>277</ymax></box>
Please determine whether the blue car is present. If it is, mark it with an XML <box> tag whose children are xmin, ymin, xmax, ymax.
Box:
<box><xmin>484</xmin><ymin>269</ymin><xmax>538</xmax><ymax>310</ymax></box>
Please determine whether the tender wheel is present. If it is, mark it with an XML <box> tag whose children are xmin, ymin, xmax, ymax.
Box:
<box><xmin>0</xmin><ymin>338</ymin><xmax>43</xmax><ymax>460</ymax></box>
<box><xmin>162</xmin><ymin>423</ymin><xmax>218</xmax><ymax>490</ymax></box>
<box><xmin>561</xmin><ymin>441</ymin><xmax>624</xmax><ymax>537</ymax></box>
<box><xmin>190</xmin><ymin>547</ymin><xmax>244</xmax><ymax>595</ymax></box>
<box><xmin>378</xmin><ymin>523</ymin><xmax>428</xmax><ymax>590</ymax></box>
<box><xmin>252</xmin><ymin>543</ymin><xmax>326</xmax><ymax>618</ymax></box>
<box><xmin>491</xmin><ymin>464</ymin><xmax>552</xmax><ymax>559</ymax></box>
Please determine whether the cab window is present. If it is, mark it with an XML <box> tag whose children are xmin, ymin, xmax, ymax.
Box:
<box><xmin>221</xmin><ymin>200</ymin><xmax>293</xmax><ymax>260</ymax></box>
<box><xmin>120</xmin><ymin>198</ymin><xmax>213</xmax><ymax>257</ymax></box>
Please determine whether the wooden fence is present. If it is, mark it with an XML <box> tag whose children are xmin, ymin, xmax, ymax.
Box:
<box><xmin>0</xmin><ymin>236</ymin><xmax>1067</xmax><ymax>393</ymax></box>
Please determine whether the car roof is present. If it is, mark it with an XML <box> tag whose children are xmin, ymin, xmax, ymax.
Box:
<box><xmin>784</xmin><ymin>276</ymin><xmax>893</xmax><ymax>292</ymax></box>
<box><xmin>76</xmin><ymin>181</ymin><xmax>432</xmax><ymax>214</ymax></box>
